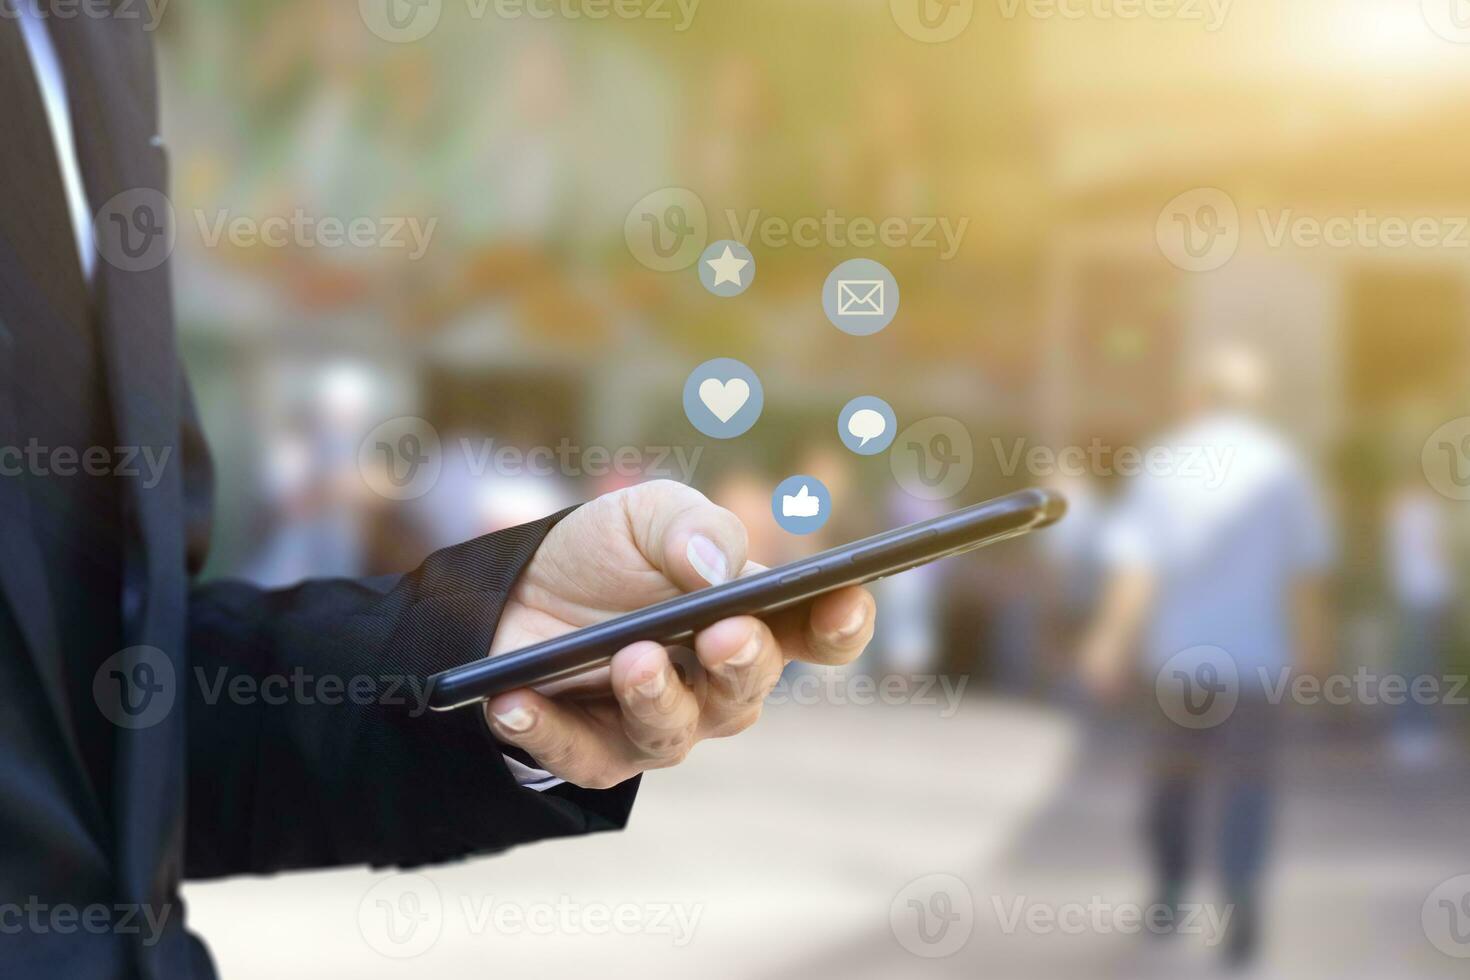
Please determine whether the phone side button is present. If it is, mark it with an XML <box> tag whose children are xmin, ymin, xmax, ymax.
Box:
<box><xmin>778</xmin><ymin>567</ymin><xmax>824</xmax><ymax>587</ymax></box>
<box><xmin>847</xmin><ymin>529</ymin><xmax>939</xmax><ymax>565</ymax></box>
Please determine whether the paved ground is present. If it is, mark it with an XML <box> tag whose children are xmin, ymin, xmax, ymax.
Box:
<box><xmin>183</xmin><ymin>694</ymin><xmax>1469</xmax><ymax>979</ymax></box>
<box><xmin>904</xmin><ymin>719</ymin><xmax>1470</xmax><ymax>980</ymax></box>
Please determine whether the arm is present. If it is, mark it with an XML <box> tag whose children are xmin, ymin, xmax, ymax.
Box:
<box><xmin>178</xmin><ymin>387</ymin><xmax>876</xmax><ymax>878</ymax></box>
<box><xmin>1078</xmin><ymin>567</ymin><xmax>1155</xmax><ymax>703</ymax></box>
<box><xmin>184</xmin><ymin>509</ymin><xmax>642</xmax><ymax>878</ymax></box>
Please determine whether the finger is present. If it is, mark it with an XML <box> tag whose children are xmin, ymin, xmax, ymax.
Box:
<box><xmin>624</xmin><ymin>480</ymin><xmax>748</xmax><ymax>592</ymax></box>
<box><xmin>768</xmin><ymin>586</ymin><xmax>876</xmax><ymax>667</ymax></box>
<box><xmin>485</xmin><ymin>689</ymin><xmax>632</xmax><ymax>790</ymax></box>
<box><xmin>694</xmin><ymin>615</ymin><xmax>783</xmax><ymax>738</ymax></box>
<box><xmin>609</xmin><ymin>641</ymin><xmax>701</xmax><ymax>767</ymax></box>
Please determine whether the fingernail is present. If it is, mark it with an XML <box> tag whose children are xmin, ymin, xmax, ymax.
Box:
<box><xmin>724</xmin><ymin>631</ymin><xmax>763</xmax><ymax>669</ymax></box>
<box><xmin>686</xmin><ymin>534</ymin><xmax>729</xmax><ymax>586</ymax></box>
<box><xmin>835</xmin><ymin>605</ymin><xmax>868</xmax><ymax>640</ymax></box>
<box><xmin>492</xmin><ymin>706</ymin><xmax>536</xmax><ymax>733</ymax></box>
<box><xmin>636</xmin><ymin>668</ymin><xmax>669</xmax><ymax>700</ymax></box>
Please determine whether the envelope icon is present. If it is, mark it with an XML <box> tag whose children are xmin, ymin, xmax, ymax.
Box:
<box><xmin>837</xmin><ymin>279</ymin><xmax>886</xmax><ymax>316</ymax></box>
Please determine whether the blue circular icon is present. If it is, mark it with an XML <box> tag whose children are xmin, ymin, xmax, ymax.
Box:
<box><xmin>771</xmin><ymin>475</ymin><xmax>831</xmax><ymax>535</ymax></box>
<box><xmin>838</xmin><ymin>396</ymin><xmax>898</xmax><ymax>456</ymax></box>
<box><xmin>823</xmin><ymin>258</ymin><xmax>900</xmax><ymax>335</ymax></box>
<box><xmin>683</xmin><ymin>358</ymin><xmax>764</xmax><ymax>439</ymax></box>
<box><xmin>698</xmin><ymin>240</ymin><xmax>756</xmax><ymax>297</ymax></box>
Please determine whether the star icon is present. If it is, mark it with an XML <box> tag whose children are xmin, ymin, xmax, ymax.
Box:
<box><xmin>705</xmin><ymin>244</ymin><xmax>750</xmax><ymax>288</ymax></box>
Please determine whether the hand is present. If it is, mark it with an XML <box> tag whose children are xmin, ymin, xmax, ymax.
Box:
<box><xmin>1079</xmin><ymin>639</ymin><xmax>1131</xmax><ymax>706</ymax></box>
<box><xmin>1076</xmin><ymin>569</ymin><xmax>1153</xmax><ymax>706</ymax></box>
<box><xmin>484</xmin><ymin>480</ymin><xmax>876</xmax><ymax>789</ymax></box>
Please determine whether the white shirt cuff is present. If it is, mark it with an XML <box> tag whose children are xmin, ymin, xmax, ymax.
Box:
<box><xmin>503</xmin><ymin>754</ymin><xmax>564</xmax><ymax>792</ymax></box>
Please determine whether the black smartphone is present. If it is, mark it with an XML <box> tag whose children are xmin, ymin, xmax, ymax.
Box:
<box><xmin>426</xmin><ymin>487</ymin><xmax>1066</xmax><ymax>710</ymax></box>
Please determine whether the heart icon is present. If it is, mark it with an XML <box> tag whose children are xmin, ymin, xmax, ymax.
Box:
<box><xmin>698</xmin><ymin>378</ymin><xmax>751</xmax><ymax>423</ymax></box>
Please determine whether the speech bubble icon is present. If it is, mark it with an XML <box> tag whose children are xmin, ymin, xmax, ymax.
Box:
<box><xmin>848</xmin><ymin>409</ymin><xmax>887</xmax><ymax>448</ymax></box>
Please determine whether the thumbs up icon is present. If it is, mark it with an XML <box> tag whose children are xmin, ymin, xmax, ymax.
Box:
<box><xmin>772</xmin><ymin>476</ymin><xmax>831</xmax><ymax>534</ymax></box>
<box><xmin>782</xmin><ymin>485</ymin><xmax>821</xmax><ymax>518</ymax></box>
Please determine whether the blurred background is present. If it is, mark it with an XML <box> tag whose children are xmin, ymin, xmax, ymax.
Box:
<box><xmin>164</xmin><ymin>0</ymin><xmax>1470</xmax><ymax>976</ymax></box>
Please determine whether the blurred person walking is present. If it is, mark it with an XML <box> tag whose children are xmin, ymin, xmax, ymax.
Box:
<box><xmin>1384</xmin><ymin>471</ymin><xmax>1455</xmax><ymax>769</ymax></box>
<box><xmin>1079</xmin><ymin>345</ymin><xmax>1334</xmax><ymax>969</ymax></box>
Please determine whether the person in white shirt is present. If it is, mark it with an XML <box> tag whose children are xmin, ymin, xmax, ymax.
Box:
<box><xmin>1079</xmin><ymin>343</ymin><xmax>1334</xmax><ymax>968</ymax></box>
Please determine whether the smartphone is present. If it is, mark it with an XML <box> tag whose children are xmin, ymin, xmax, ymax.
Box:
<box><xmin>426</xmin><ymin>487</ymin><xmax>1066</xmax><ymax>711</ymax></box>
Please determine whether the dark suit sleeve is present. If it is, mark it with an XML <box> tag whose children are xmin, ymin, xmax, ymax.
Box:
<box><xmin>177</xmin><ymin>396</ymin><xmax>638</xmax><ymax>879</ymax></box>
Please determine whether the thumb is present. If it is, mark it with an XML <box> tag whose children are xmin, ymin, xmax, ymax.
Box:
<box><xmin>626</xmin><ymin>480</ymin><xmax>749</xmax><ymax>592</ymax></box>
